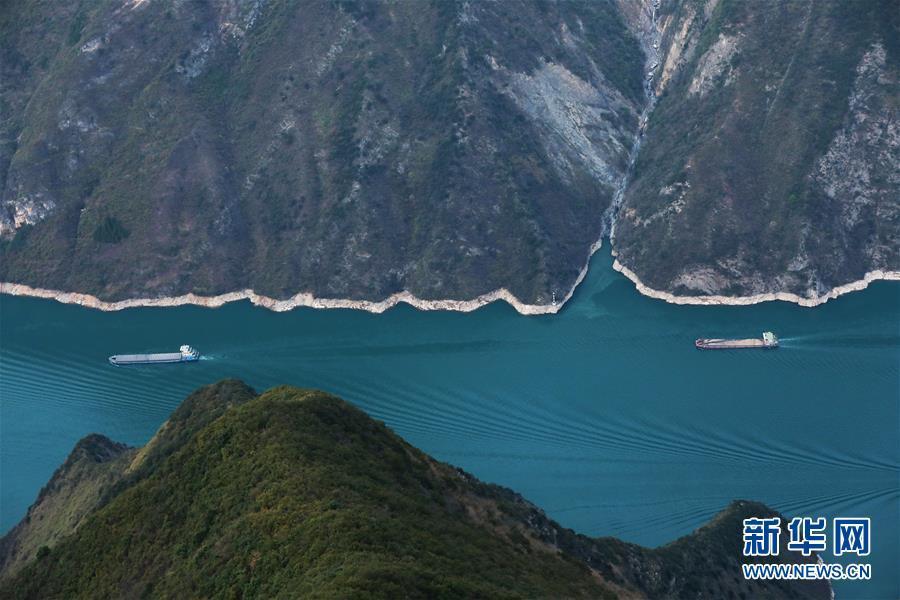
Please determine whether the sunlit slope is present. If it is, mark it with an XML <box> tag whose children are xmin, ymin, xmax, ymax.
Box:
<box><xmin>1</xmin><ymin>381</ymin><xmax>829</xmax><ymax>599</ymax></box>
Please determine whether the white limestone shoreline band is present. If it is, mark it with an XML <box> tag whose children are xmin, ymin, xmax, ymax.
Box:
<box><xmin>0</xmin><ymin>239</ymin><xmax>603</xmax><ymax>316</ymax></box>
<box><xmin>0</xmin><ymin>280</ymin><xmax>558</xmax><ymax>315</ymax></box>
<box><xmin>612</xmin><ymin>259</ymin><xmax>900</xmax><ymax>308</ymax></box>
<box><xmin>0</xmin><ymin>239</ymin><xmax>896</xmax><ymax>314</ymax></box>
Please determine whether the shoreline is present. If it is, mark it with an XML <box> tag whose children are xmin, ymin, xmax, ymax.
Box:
<box><xmin>611</xmin><ymin>259</ymin><xmax>900</xmax><ymax>308</ymax></box>
<box><xmin>1</xmin><ymin>240</ymin><xmax>897</xmax><ymax>314</ymax></box>
<box><xmin>0</xmin><ymin>280</ymin><xmax>557</xmax><ymax>315</ymax></box>
<box><xmin>0</xmin><ymin>238</ymin><xmax>603</xmax><ymax>316</ymax></box>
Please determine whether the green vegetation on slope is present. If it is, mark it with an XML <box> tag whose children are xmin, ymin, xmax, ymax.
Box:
<box><xmin>0</xmin><ymin>435</ymin><xmax>133</xmax><ymax>579</ymax></box>
<box><xmin>614</xmin><ymin>0</ymin><xmax>899</xmax><ymax>297</ymax></box>
<box><xmin>0</xmin><ymin>380</ymin><xmax>257</xmax><ymax>580</ymax></box>
<box><xmin>2</xmin><ymin>384</ymin><xmax>612</xmax><ymax>598</ymax></box>
<box><xmin>0</xmin><ymin>0</ymin><xmax>645</xmax><ymax>305</ymax></box>
<box><xmin>1</xmin><ymin>381</ymin><xmax>830</xmax><ymax>599</ymax></box>
<box><xmin>2</xmin><ymin>0</ymin><xmax>895</xmax><ymax>305</ymax></box>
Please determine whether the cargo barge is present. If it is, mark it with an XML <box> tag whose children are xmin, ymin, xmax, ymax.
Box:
<box><xmin>695</xmin><ymin>332</ymin><xmax>778</xmax><ymax>350</ymax></box>
<box><xmin>109</xmin><ymin>345</ymin><xmax>200</xmax><ymax>365</ymax></box>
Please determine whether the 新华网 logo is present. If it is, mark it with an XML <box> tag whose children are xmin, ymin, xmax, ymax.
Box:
<box><xmin>740</xmin><ymin>515</ymin><xmax>872</xmax><ymax>582</ymax></box>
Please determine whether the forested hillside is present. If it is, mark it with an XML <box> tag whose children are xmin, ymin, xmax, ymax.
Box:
<box><xmin>1</xmin><ymin>381</ymin><xmax>830</xmax><ymax>599</ymax></box>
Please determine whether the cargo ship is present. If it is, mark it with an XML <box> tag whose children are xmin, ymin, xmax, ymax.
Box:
<box><xmin>109</xmin><ymin>345</ymin><xmax>200</xmax><ymax>366</ymax></box>
<box><xmin>695</xmin><ymin>332</ymin><xmax>778</xmax><ymax>350</ymax></box>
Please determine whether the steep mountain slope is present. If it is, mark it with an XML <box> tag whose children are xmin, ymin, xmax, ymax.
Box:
<box><xmin>0</xmin><ymin>434</ymin><xmax>134</xmax><ymax>578</ymax></box>
<box><xmin>2</xmin><ymin>1</ymin><xmax>895</xmax><ymax>309</ymax></box>
<box><xmin>0</xmin><ymin>0</ymin><xmax>644</xmax><ymax>306</ymax></box>
<box><xmin>613</xmin><ymin>0</ymin><xmax>899</xmax><ymax>300</ymax></box>
<box><xmin>0</xmin><ymin>379</ymin><xmax>256</xmax><ymax>579</ymax></box>
<box><xmin>1</xmin><ymin>381</ymin><xmax>830</xmax><ymax>599</ymax></box>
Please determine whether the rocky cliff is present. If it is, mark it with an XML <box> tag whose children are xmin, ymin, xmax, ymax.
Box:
<box><xmin>0</xmin><ymin>0</ymin><xmax>645</xmax><ymax>307</ymax></box>
<box><xmin>0</xmin><ymin>381</ymin><xmax>830</xmax><ymax>599</ymax></box>
<box><xmin>1</xmin><ymin>0</ymin><xmax>896</xmax><ymax>309</ymax></box>
<box><xmin>612</xmin><ymin>0</ymin><xmax>899</xmax><ymax>300</ymax></box>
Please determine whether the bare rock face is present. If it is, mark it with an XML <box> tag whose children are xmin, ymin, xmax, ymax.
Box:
<box><xmin>502</xmin><ymin>60</ymin><xmax>636</xmax><ymax>188</ymax></box>
<box><xmin>687</xmin><ymin>32</ymin><xmax>740</xmax><ymax>97</ymax></box>
<box><xmin>653</xmin><ymin>0</ymin><xmax>722</xmax><ymax>95</ymax></box>
<box><xmin>811</xmin><ymin>43</ymin><xmax>900</xmax><ymax>277</ymax></box>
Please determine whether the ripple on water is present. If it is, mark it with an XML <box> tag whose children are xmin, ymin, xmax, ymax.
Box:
<box><xmin>2</xmin><ymin>253</ymin><xmax>898</xmax><ymax>597</ymax></box>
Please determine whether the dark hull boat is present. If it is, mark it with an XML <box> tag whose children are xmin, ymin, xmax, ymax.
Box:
<box><xmin>695</xmin><ymin>332</ymin><xmax>778</xmax><ymax>350</ymax></box>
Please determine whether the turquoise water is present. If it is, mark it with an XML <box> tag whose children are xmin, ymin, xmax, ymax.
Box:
<box><xmin>1</xmin><ymin>247</ymin><xmax>898</xmax><ymax>597</ymax></box>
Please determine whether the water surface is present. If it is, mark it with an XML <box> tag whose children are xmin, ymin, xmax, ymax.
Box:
<box><xmin>2</xmin><ymin>248</ymin><xmax>898</xmax><ymax>596</ymax></box>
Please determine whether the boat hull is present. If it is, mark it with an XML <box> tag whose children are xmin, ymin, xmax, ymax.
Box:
<box><xmin>695</xmin><ymin>338</ymin><xmax>776</xmax><ymax>350</ymax></box>
<box><xmin>109</xmin><ymin>353</ymin><xmax>199</xmax><ymax>365</ymax></box>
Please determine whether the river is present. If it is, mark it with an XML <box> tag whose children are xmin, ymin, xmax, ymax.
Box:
<box><xmin>1</xmin><ymin>247</ymin><xmax>897</xmax><ymax>597</ymax></box>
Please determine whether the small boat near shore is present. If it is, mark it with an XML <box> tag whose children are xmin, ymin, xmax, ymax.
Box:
<box><xmin>109</xmin><ymin>345</ymin><xmax>200</xmax><ymax>365</ymax></box>
<box><xmin>695</xmin><ymin>332</ymin><xmax>778</xmax><ymax>350</ymax></box>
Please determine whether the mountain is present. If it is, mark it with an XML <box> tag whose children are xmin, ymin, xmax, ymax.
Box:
<box><xmin>0</xmin><ymin>379</ymin><xmax>256</xmax><ymax>579</ymax></box>
<box><xmin>0</xmin><ymin>0</ymin><xmax>644</xmax><ymax>307</ymax></box>
<box><xmin>0</xmin><ymin>0</ymin><xmax>900</xmax><ymax>310</ymax></box>
<box><xmin>0</xmin><ymin>380</ymin><xmax>830</xmax><ymax>599</ymax></box>
<box><xmin>1</xmin><ymin>1</ymin><xmax>896</xmax><ymax>308</ymax></box>
<box><xmin>0</xmin><ymin>434</ymin><xmax>134</xmax><ymax>579</ymax></box>
<box><xmin>613</xmin><ymin>0</ymin><xmax>899</xmax><ymax>299</ymax></box>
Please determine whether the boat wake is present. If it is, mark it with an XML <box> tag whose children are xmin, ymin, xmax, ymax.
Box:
<box><xmin>779</xmin><ymin>333</ymin><xmax>900</xmax><ymax>349</ymax></box>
